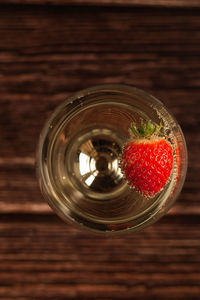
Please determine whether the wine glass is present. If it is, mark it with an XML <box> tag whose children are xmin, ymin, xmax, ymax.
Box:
<box><xmin>37</xmin><ymin>84</ymin><xmax>187</xmax><ymax>234</ymax></box>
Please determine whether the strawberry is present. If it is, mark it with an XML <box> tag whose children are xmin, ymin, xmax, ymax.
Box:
<box><xmin>121</xmin><ymin>121</ymin><xmax>173</xmax><ymax>197</ymax></box>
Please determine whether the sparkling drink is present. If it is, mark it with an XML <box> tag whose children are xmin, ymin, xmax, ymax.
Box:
<box><xmin>37</xmin><ymin>84</ymin><xmax>187</xmax><ymax>233</ymax></box>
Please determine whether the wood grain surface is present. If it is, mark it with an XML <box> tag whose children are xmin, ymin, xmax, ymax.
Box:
<box><xmin>0</xmin><ymin>2</ymin><xmax>200</xmax><ymax>299</ymax></box>
<box><xmin>1</xmin><ymin>0</ymin><xmax>200</xmax><ymax>8</ymax></box>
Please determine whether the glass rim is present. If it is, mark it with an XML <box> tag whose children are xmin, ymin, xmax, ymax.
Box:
<box><xmin>37</xmin><ymin>84</ymin><xmax>188</xmax><ymax>234</ymax></box>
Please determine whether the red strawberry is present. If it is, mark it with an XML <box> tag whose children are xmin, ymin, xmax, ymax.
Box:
<box><xmin>121</xmin><ymin>121</ymin><xmax>173</xmax><ymax>197</ymax></box>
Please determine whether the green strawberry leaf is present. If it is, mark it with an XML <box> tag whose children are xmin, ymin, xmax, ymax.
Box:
<box><xmin>129</xmin><ymin>120</ymin><xmax>163</xmax><ymax>139</ymax></box>
<box><xmin>145</xmin><ymin>121</ymin><xmax>153</xmax><ymax>136</ymax></box>
<box><xmin>130</xmin><ymin>123</ymin><xmax>139</xmax><ymax>136</ymax></box>
<box><xmin>138</xmin><ymin>125</ymin><xmax>145</xmax><ymax>136</ymax></box>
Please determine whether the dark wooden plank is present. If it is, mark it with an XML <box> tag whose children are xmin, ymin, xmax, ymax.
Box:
<box><xmin>0</xmin><ymin>5</ymin><xmax>199</xmax><ymax>299</ymax></box>
<box><xmin>1</xmin><ymin>0</ymin><xmax>200</xmax><ymax>8</ymax></box>
<box><xmin>0</xmin><ymin>215</ymin><xmax>200</xmax><ymax>299</ymax></box>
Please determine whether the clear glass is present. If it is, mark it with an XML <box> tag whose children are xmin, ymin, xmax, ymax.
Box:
<box><xmin>37</xmin><ymin>84</ymin><xmax>187</xmax><ymax>234</ymax></box>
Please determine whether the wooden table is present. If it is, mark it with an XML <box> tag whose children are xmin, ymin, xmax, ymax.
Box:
<box><xmin>0</xmin><ymin>1</ymin><xmax>200</xmax><ymax>299</ymax></box>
